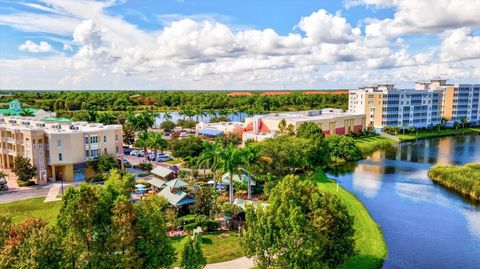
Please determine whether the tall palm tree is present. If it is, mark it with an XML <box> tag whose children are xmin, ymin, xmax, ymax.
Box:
<box><xmin>219</xmin><ymin>144</ymin><xmax>245</xmax><ymax>203</ymax></box>
<box><xmin>197</xmin><ymin>140</ymin><xmax>222</xmax><ymax>180</ymax></box>
<box><xmin>195</xmin><ymin>107</ymin><xmax>207</xmax><ymax>122</ymax></box>
<box><xmin>127</xmin><ymin>111</ymin><xmax>157</xmax><ymax>133</ymax></box>
<box><xmin>87</xmin><ymin>109</ymin><xmax>98</xmax><ymax>123</ymax></box>
<box><xmin>147</xmin><ymin>132</ymin><xmax>168</xmax><ymax>162</ymax></box>
<box><xmin>242</xmin><ymin>142</ymin><xmax>262</xmax><ymax>200</ymax></box>
<box><xmin>134</xmin><ymin>131</ymin><xmax>150</xmax><ymax>163</ymax></box>
<box><xmin>97</xmin><ymin>113</ymin><xmax>117</xmax><ymax>125</ymax></box>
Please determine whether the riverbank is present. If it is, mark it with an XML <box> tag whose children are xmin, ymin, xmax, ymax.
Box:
<box><xmin>428</xmin><ymin>163</ymin><xmax>480</xmax><ymax>202</ymax></box>
<box><xmin>397</xmin><ymin>127</ymin><xmax>480</xmax><ymax>141</ymax></box>
<box><xmin>354</xmin><ymin>135</ymin><xmax>397</xmax><ymax>156</ymax></box>
<box><xmin>312</xmin><ymin>171</ymin><xmax>387</xmax><ymax>269</ymax></box>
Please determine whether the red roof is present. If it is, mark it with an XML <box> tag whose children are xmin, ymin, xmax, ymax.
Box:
<box><xmin>228</xmin><ymin>92</ymin><xmax>255</xmax><ymax>96</ymax></box>
<box><xmin>245</xmin><ymin>120</ymin><xmax>270</xmax><ymax>132</ymax></box>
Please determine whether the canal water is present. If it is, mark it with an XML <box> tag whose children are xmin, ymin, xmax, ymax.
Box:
<box><xmin>329</xmin><ymin>135</ymin><xmax>480</xmax><ymax>269</ymax></box>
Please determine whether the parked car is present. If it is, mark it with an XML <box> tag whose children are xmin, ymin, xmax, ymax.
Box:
<box><xmin>123</xmin><ymin>147</ymin><xmax>133</xmax><ymax>155</ymax></box>
<box><xmin>147</xmin><ymin>153</ymin><xmax>157</xmax><ymax>161</ymax></box>
<box><xmin>157</xmin><ymin>154</ymin><xmax>172</xmax><ymax>162</ymax></box>
<box><xmin>130</xmin><ymin>150</ymin><xmax>144</xmax><ymax>157</ymax></box>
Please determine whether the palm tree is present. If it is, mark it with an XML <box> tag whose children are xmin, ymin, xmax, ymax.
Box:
<box><xmin>147</xmin><ymin>132</ymin><xmax>168</xmax><ymax>162</ymax></box>
<box><xmin>87</xmin><ymin>109</ymin><xmax>98</xmax><ymax>123</ymax></box>
<box><xmin>134</xmin><ymin>131</ymin><xmax>150</xmax><ymax>163</ymax></box>
<box><xmin>219</xmin><ymin>144</ymin><xmax>245</xmax><ymax>203</ymax></box>
<box><xmin>163</xmin><ymin>111</ymin><xmax>172</xmax><ymax>121</ymax></box>
<box><xmin>242</xmin><ymin>142</ymin><xmax>262</xmax><ymax>200</ymax></box>
<box><xmin>19</xmin><ymin>109</ymin><xmax>34</xmax><ymax>117</ymax></box>
<box><xmin>195</xmin><ymin>108</ymin><xmax>207</xmax><ymax>122</ymax></box>
<box><xmin>127</xmin><ymin>111</ymin><xmax>157</xmax><ymax>133</ymax></box>
<box><xmin>197</xmin><ymin>140</ymin><xmax>222</xmax><ymax>180</ymax></box>
<box><xmin>97</xmin><ymin>113</ymin><xmax>117</xmax><ymax>125</ymax></box>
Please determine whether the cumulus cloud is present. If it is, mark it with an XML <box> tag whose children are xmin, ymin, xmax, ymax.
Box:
<box><xmin>440</xmin><ymin>28</ymin><xmax>480</xmax><ymax>62</ymax></box>
<box><xmin>18</xmin><ymin>40</ymin><xmax>53</xmax><ymax>53</ymax></box>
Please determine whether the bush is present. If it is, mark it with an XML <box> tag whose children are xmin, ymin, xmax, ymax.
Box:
<box><xmin>136</xmin><ymin>163</ymin><xmax>153</xmax><ymax>171</ymax></box>
<box><xmin>17</xmin><ymin>180</ymin><xmax>36</xmax><ymax>187</ymax></box>
<box><xmin>428</xmin><ymin>163</ymin><xmax>480</xmax><ymax>202</ymax></box>
<box><xmin>325</xmin><ymin>135</ymin><xmax>362</xmax><ymax>162</ymax></box>
<box><xmin>86</xmin><ymin>175</ymin><xmax>104</xmax><ymax>183</ymax></box>
<box><xmin>178</xmin><ymin>214</ymin><xmax>220</xmax><ymax>232</ymax></box>
<box><xmin>383</xmin><ymin>126</ymin><xmax>400</xmax><ymax>135</ymax></box>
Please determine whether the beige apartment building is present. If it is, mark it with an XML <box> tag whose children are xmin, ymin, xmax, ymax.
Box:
<box><xmin>0</xmin><ymin>116</ymin><xmax>123</xmax><ymax>184</ymax></box>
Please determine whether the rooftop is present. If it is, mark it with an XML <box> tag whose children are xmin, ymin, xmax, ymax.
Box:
<box><xmin>0</xmin><ymin>116</ymin><xmax>122</xmax><ymax>133</ymax></box>
<box><xmin>252</xmin><ymin>108</ymin><xmax>361</xmax><ymax>123</ymax></box>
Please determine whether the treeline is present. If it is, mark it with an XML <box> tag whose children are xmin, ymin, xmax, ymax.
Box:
<box><xmin>0</xmin><ymin>91</ymin><xmax>347</xmax><ymax>113</ymax></box>
<box><xmin>428</xmin><ymin>163</ymin><xmax>480</xmax><ymax>202</ymax></box>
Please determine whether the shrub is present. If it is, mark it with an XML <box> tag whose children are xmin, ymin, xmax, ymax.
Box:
<box><xmin>17</xmin><ymin>180</ymin><xmax>36</xmax><ymax>187</ymax></box>
<box><xmin>136</xmin><ymin>163</ymin><xmax>153</xmax><ymax>171</ymax></box>
<box><xmin>178</xmin><ymin>214</ymin><xmax>220</xmax><ymax>232</ymax></box>
<box><xmin>428</xmin><ymin>163</ymin><xmax>480</xmax><ymax>202</ymax></box>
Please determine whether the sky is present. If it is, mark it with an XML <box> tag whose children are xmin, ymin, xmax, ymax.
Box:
<box><xmin>1</xmin><ymin>0</ymin><xmax>480</xmax><ymax>90</ymax></box>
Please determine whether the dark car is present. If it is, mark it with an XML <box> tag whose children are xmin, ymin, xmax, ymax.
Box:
<box><xmin>123</xmin><ymin>147</ymin><xmax>133</xmax><ymax>155</ymax></box>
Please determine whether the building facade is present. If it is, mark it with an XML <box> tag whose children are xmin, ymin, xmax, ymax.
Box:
<box><xmin>0</xmin><ymin>116</ymin><xmax>123</xmax><ymax>184</ymax></box>
<box><xmin>243</xmin><ymin>108</ymin><xmax>366</xmax><ymax>141</ymax></box>
<box><xmin>349</xmin><ymin>80</ymin><xmax>480</xmax><ymax>129</ymax></box>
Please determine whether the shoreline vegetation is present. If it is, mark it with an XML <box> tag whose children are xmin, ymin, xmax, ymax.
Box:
<box><xmin>397</xmin><ymin>127</ymin><xmax>480</xmax><ymax>141</ymax></box>
<box><xmin>428</xmin><ymin>163</ymin><xmax>480</xmax><ymax>202</ymax></box>
<box><xmin>354</xmin><ymin>135</ymin><xmax>397</xmax><ymax>156</ymax></box>
<box><xmin>313</xmin><ymin>170</ymin><xmax>387</xmax><ymax>269</ymax></box>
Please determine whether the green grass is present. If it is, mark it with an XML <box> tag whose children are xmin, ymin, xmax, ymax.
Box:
<box><xmin>428</xmin><ymin>163</ymin><xmax>480</xmax><ymax>202</ymax></box>
<box><xmin>171</xmin><ymin>231</ymin><xmax>242</xmax><ymax>266</ymax></box>
<box><xmin>354</xmin><ymin>135</ymin><xmax>397</xmax><ymax>156</ymax></box>
<box><xmin>397</xmin><ymin>127</ymin><xmax>480</xmax><ymax>141</ymax></box>
<box><xmin>0</xmin><ymin>197</ymin><xmax>62</xmax><ymax>224</ymax></box>
<box><xmin>165</xmin><ymin>158</ymin><xmax>183</xmax><ymax>165</ymax></box>
<box><xmin>313</xmin><ymin>171</ymin><xmax>387</xmax><ymax>269</ymax></box>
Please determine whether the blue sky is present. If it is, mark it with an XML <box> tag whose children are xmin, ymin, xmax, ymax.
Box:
<box><xmin>0</xmin><ymin>0</ymin><xmax>479</xmax><ymax>90</ymax></box>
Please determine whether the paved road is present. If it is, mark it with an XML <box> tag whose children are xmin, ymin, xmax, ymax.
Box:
<box><xmin>0</xmin><ymin>186</ymin><xmax>50</xmax><ymax>203</ymax></box>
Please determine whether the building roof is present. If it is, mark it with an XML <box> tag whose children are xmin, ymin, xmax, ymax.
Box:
<box><xmin>147</xmin><ymin>177</ymin><xmax>166</xmax><ymax>189</ymax></box>
<box><xmin>261</xmin><ymin>91</ymin><xmax>291</xmax><ymax>96</ymax></box>
<box><xmin>165</xmin><ymin>178</ymin><xmax>189</xmax><ymax>188</ymax></box>
<box><xmin>40</xmin><ymin>117</ymin><xmax>72</xmax><ymax>122</ymax></box>
<box><xmin>0</xmin><ymin>108</ymin><xmax>39</xmax><ymax>116</ymax></box>
<box><xmin>227</xmin><ymin>92</ymin><xmax>255</xmax><ymax>96</ymax></box>
<box><xmin>221</xmin><ymin>173</ymin><xmax>256</xmax><ymax>186</ymax></box>
<box><xmin>151</xmin><ymin>166</ymin><xmax>173</xmax><ymax>178</ymax></box>
<box><xmin>159</xmin><ymin>188</ymin><xmax>195</xmax><ymax>206</ymax></box>
<box><xmin>197</xmin><ymin>128</ymin><xmax>224</xmax><ymax>137</ymax></box>
<box><xmin>233</xmin><ymin>198</ymin><xmax>268</xmax><ymax>210</ymax></box>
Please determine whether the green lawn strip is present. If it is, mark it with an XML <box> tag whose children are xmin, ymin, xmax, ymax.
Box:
<box><xmin>397</xmin><ymin>128</ymin><xmax>480</xmax><ymax>141</ymax></box>
<box><xmin>313</xmin><ymin>171</ymin><xmax>387</xmax><ymax>269</ymax></box>
<box><xmin>171</xmin><ymin>231</ymin><xmax>242</xmax><ymax>266</ymax></box>
<box><xmin>354</xmin><ymin>135</ymin><xmax>397</xmax><ymax>156</ymax></box>
<box><xmin>0</xmin><ymin>197</ymin><xmax>62</xmax><ymax>224</ymax></box>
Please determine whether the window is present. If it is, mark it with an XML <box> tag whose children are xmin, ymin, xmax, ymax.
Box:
<box><xmin>115</xmin><ymin>134</ymin><xmax>119</xmax><ymax>142</ymax></box>
<box><xmin>57</xmin><ymin>139</ymin><xmax>62</xmax><ymax>148</ymax></box>
<box><xmin>90</xmin><ymin>136</ymin><xmax>98</xmax><ymax>144</ymax></box>
<box><xmin>103</xmin><ymin>136</ymin><xmax>107</xmax><ymax>143</ymax></box>
<box><xmin>33</xmin><ymin>144</ymin><xmax>36</xmax><ymax>150</ymax></box>
<box><xmin>104</xmin><ymin>148</ymin><xmax>107</xmax><ymax>154</ymax></box>
<box><xmin>85</xmin><ymin>150</ymin><xmax>89</xmax><ymax>158</ymax></box>
<box><xmin>39</xmin><ymin>144</ymin><xmax>43</xmax><ymax>150</ymax></box>
<box><xmin>84</xmin><ymin>136</ymin><xmax>89</xmax><ymax>144</ymax></box>
<box><xmin>58</xmin><ymin>153</ymin><xmax>62</xmax><ymax>161</ymax></box>
<box><xmin>116</xmin><ymin>146</ymin><xmax>119</xmax><ymax>154</ymax></box>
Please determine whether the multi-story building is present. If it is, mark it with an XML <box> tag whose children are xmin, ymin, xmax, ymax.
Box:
<box><xmin>349</xmin><ymin>79</ymin><xmax>480</xmax><ymax>129</ymax></box>
<box><xmin>0</xmin><ymin>116</ymin><xmax>123</xmax><ymax>184</ymax></box>
<box><xmin>243</xmin><ymin>108</ymin><xmax>366</xmax><ymax>141</ymax></box>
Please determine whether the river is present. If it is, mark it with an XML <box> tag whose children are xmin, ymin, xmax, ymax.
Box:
<box><xmin>329</xmin><ymin>135</ymin><xmax>480</xmax><ymax>269</ymax></box>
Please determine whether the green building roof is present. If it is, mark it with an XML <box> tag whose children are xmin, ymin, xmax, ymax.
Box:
<box><xmin>0</xmin><ymin>107</ymin><xmax>39</xmax><ymax>116</ymax></box>
<box><xmin>40</xmin><ymin>117</ymin><xmax>72</xmax><ymax>122</ymax></box>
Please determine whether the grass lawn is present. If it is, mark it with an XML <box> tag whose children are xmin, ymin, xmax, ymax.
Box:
<box><xmin>313</xmin><ymin>171</ymin><xmax>387</xmax><ymax>269</ymax></box>
<box><xmin>0</xmin><ymin>197</ymin><xmax>62</xmax><ymax>224</ymax></box>
<box><xmin>397</xmin><ymin>127</ymin><xmax>480</xmax><ymax>141</ymax></box>
<box><xmin>354</xmin><ymin>135</ymin><xmax>397</xmax><ymax>156</ymax></box>
<box><xmin>171</xmin><ymin>231</ymin><xmax>242</xmax><ymax>266</ymax></box>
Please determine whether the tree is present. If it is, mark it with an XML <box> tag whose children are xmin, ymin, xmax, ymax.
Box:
<box><xmin>242</xmin><ymin>175</ymin><xmax>355</xmax><ymax>269</ymax></box>
<box><xmin>181</xmin><ymin>235</ymin><xmax>206</xmax><ymax>269</ymax></box>
<box><xmin>127</xmin><ymin>111</ymin><xmax>157</xmax><ymax>133</ymax></box>
<box><xmin>0</xmin><ymin>218</ymin><xmax>62</xmax><ymax>268</ymax></box>
<box><xmin>123</xmin><ymin>123</ymin><xmax>136</xmax><ymax>145</ymax></box>
<box><xmin>191</xmin><ymin>186</ymin><xmax>217</xmax><ymax>216</ymax></box>
<box><xmin>242</xmin><ymin>142</ymin><xmax>263</xmax><ymax>200</ymax></box>
<box><xmin>19</xmin><ymin>109</ymin><xmax>34</xmax><ymax>117</ymax></box>
<box><xmin>219</xmin><ymin>144</ymin><xmax>245</xmax><ymax>203</ymax></box>
<box><xmin>97</xmin><ymin>113</ymin><xmax>117</xmax><ymax>125</ymax></box>
<box><xmin>162</xmin><ymin>112</ymin><xmax>172</xmax><ymax>121</ymax></box>
<box><xmin>95</xmin><ymin>153</ymin><xmax>118</xmax><ymax>174</ymax></box>
<box><xmin>87</xmin><ymin>109</ymin><xmax>98</xmax><ymax>122</ymax></box>
<box><xmin>170</xmin><ymin>136</ymin><xmax>204</xmax><ymax>159</ymax></box>
<box><xmin>278</xmin><ymin>119</ymin><xmax>287</xmax><ymax>135</ymax></box>
<box><xmin>104</xmin><ymin>170</ymin><xmax>135</xmax><ymax>197</ymax></box>
<box><xmin>197</xmin><ymin>140</ymin><xmax>223</xmax><ymax>180</ymax></box>
<box><xmin>325</xmin><ymin>135</ymin><xmax>362</xmax><ymax>162</ymax></box>
<box><xmin>296</xmin><ymin>122</ymin><xmax>323</xmax><ymax>140</ymax></box>
<box><xmin>135</xmin><ymin>195</ymin><xmax>175</xmax><ymax>269</ymax></box>
<box><xmin>12</xmin><ymin>155</ymin><xmax>36</xmax><ymax>182</ymax></box>
<box><xmin>286</xmin><ymin>123</ymin><xmax>296</xmax><ymax>136</ymax></box>
<box><xmin>134</xmin><ymin>131</ymin><xmax>150</xmax><ymax>163</ymax></box>
<box><xmin>220</xmin><ymin>133</ymin><xmax>242</xmax><ymax>147</ymax></box>
<box><xmin>0</xmin><ymin>216</ymin><xmax>12</xmax><ymax>247</ymax></box>
<box><xmin>147</xmin><ymin>132</ymin><xmax>168</xmax><ymax>162</ymax></box>
<box><xmin>160</xmin><ymin>120</ymin><xmax>175</xmax><ymax>131</ymax></box>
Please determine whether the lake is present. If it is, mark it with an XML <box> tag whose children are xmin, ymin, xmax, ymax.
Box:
<box><xmin>329</xmin><ymin>135</ymin><xmax>480</xmax><ymax>269</ymax></box>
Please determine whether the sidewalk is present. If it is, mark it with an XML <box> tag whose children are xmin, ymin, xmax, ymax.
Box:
<box><xmin>44</xmin><ymin>183</ymin><xmax>62</xmax><ymax>202</ymax></box>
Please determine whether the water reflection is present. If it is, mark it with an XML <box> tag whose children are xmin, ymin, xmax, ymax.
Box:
<box><xmin>330</xmin><ymin>135</ymin><xmax>480</xmax><ymax>269</ymax></box>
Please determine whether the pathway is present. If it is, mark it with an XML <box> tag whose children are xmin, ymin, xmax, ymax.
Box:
<box><xmin>44</xmin><ymin>183</ymin><xmax>62</xmax><ymax>202</ymax></box>
<box><xmin>204</xmin><ymin>257</ymin><xmax>255</xmax><ymax>269</ymax></box>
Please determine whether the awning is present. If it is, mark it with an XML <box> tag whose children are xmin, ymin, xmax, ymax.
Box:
<box><xmin>197</xmin><ymin>128</ymin><xmax>224</xmax><ymax>137</ymax></box>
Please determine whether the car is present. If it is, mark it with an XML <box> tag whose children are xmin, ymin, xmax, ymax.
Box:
<box><xmin>147</xmin><ymin>153</ymin><xmax>157</xmax><ymax>161</ymax></box>
<box><xmin>129</xmin><ymin>150</ymin><xmax>140</xmax><ymax>156</ymax></box>
<box><xmin>123</xmin><ymin>147</ymin><xmax>133</xmax><ymax>155</ymax></box>
<box><xmin>157</xmin><ymin>154</ymin><xmax>172</xmax><ymax>162</ymax></box>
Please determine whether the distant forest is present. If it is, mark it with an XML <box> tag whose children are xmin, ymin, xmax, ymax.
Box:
<box><xmin>0</xmin><ymin>90</ymin><xmax>348</xmax><ymax>116</ymax></box>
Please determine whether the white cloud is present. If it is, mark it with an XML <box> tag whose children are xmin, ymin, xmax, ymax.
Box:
<box><xmin>440</xmin><ymin>28</ymin><xmax>480</xmax><ymax>62</ymax></box>
<box><xmin>364</xmin><ymin>0</ymin><xmax>480</xmax><ymax>37</ymax></box>
<box><xmin>18</xmin><ymin>40</ymin><xmax>54</xmax><ymax>53</ymax></box>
